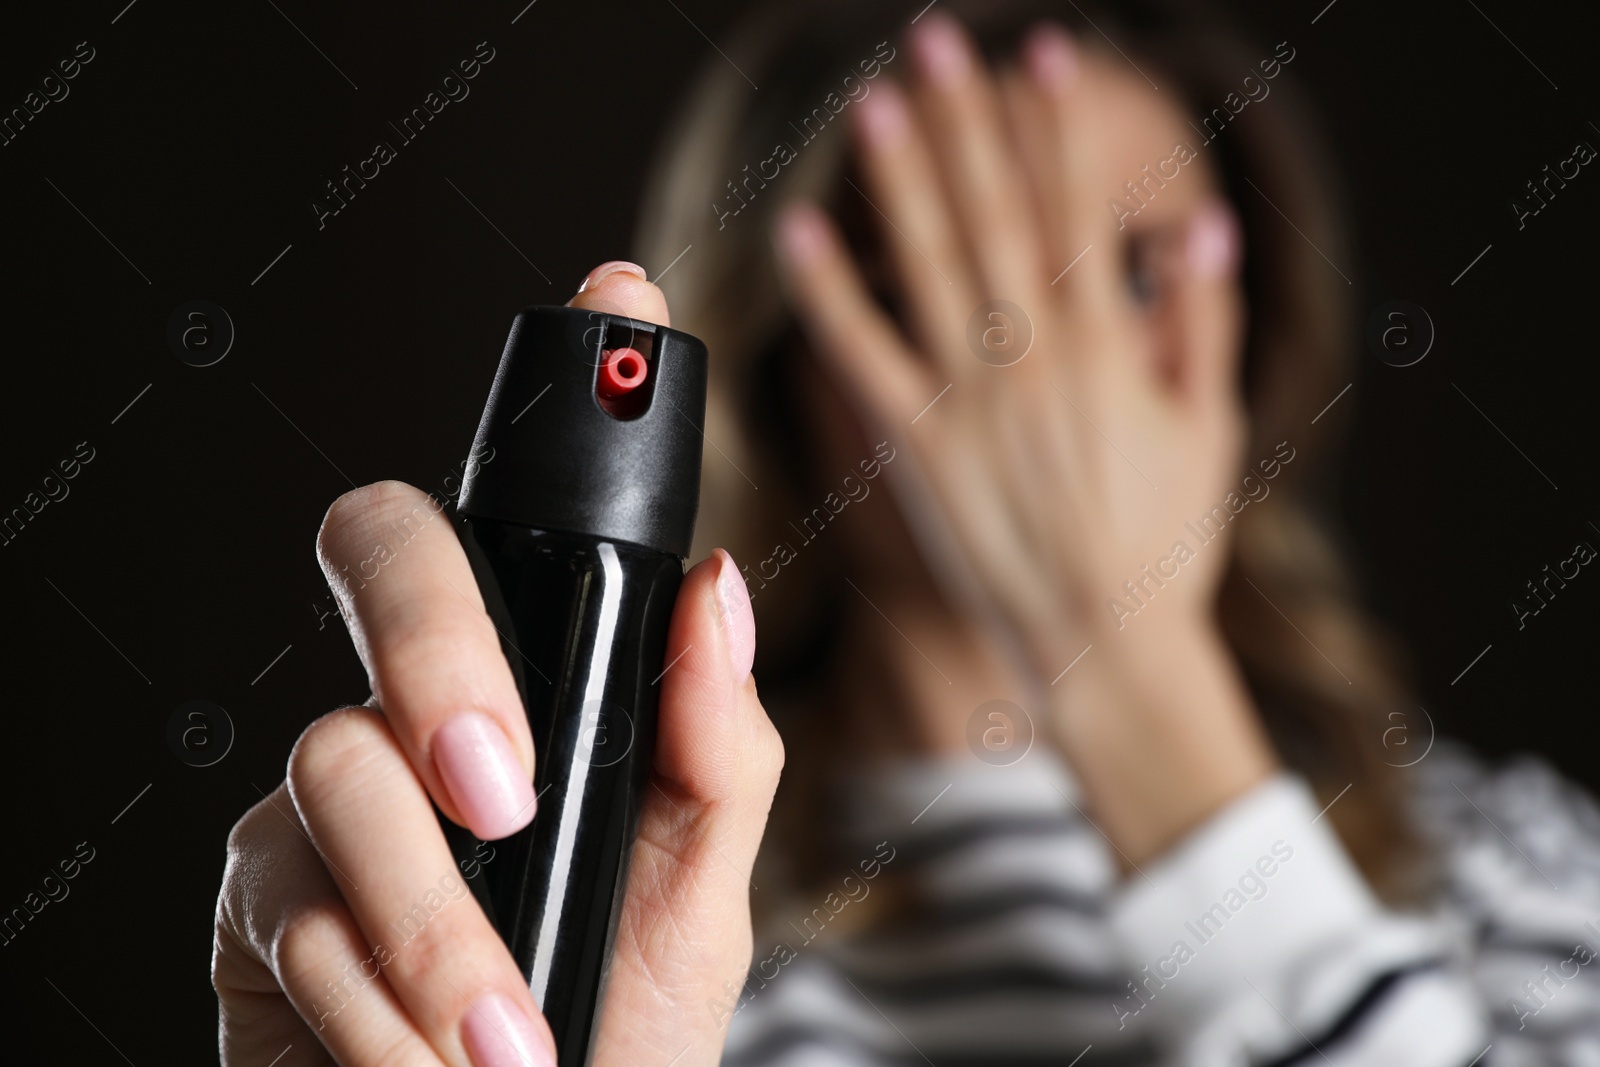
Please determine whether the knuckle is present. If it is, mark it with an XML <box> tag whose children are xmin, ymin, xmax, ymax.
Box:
<box><xmin>376</xmin><ymin>622</ymin><xmax>481</xmax><ymax>684</ymax></box>
<box><xmin>286</xmin><ymin>706</ymin><xmax>393</xmax><ymax>809</ymax></box>
<box><xmin>213</xmin><ymin>860</ymin><xmax>254</xmax><ymax>989</ymax></box>
<box><xmin>217</xmin><ymin>785</ymin><xmax>342</xmax><ymax>982</ymax></box>
<box><xmin>377</xmin><ymin>919</ymin><xmax>451</xmax><ymax>989</ymax></box>
<box><xmin>224</xmin><ymin>790</ymin><xmax>279</xmax><ymax>864</ymax></box>
<box><xmin>217</xmin><ymin>794</ymin><xmax>288</xmax><ymax>951</ymax></box>
<box><xmin>367</xmin><ymin>1033</ymin><xmax>425</xmax><ymax>1067</ymax></box>
<box><xmin>273</xmin><ymin>896</ymin><xmax>357</xmax><ymax>991</ymax></box>
<box><xmin>369</xmin><ymin>886</ymin><xmax>477</xmax><ymax>991</ymax></box>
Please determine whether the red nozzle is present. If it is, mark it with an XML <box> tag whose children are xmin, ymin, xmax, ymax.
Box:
<box><xmin>597</xmin><ymin>347</ymin><xmax>648</xmax><ymax>400</ymax></box>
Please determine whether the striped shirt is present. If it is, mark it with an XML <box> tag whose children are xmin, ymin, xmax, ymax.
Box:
<box><xmin>719</xmin><ymin>742</ymin><xmax>1600</xmax><ymax>1066</ymax></box>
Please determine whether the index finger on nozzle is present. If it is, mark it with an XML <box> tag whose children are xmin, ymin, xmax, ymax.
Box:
<box><xmin>567</xmin><ymin>260</ymin><xmax>671</xmax><ymax>327</ymax></box>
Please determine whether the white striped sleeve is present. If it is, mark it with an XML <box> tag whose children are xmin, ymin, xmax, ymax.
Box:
<box><xmin>1418</xmin><ymin>744</ymin><xmax>1600</xmax><ymax>1066</ymax></box>
<box><xmin>1106</xmin><ymin>773</ymin><xmax>1491</xmax><ymax>1066</ymax></box>
<box><xmin>720</xmin><ymin>744</ymin><xmax>1600</xmax><ymax>1065</ymax></box>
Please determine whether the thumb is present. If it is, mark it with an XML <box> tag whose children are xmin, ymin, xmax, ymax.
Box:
<box><xmin>594</xmin><ymin>549</ymin><xmax>782</xmax><ymax>1066</ymax></box>
<box><xmin>567</xmin><ymin>260</ymin><xmax>671</xmax><ymax>326</ymax></box>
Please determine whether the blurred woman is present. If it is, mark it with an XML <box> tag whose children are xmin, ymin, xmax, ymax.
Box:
<box><xmin>634</xmin><ymin>0</ymin><xmax>1600</xmax><ymax>1064</ymax></box>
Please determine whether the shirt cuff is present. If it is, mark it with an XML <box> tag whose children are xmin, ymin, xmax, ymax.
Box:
<box><xmin>1107</xmin><ymin>774</ymin><xmax>1382</xmax><ymax>1028</ymax></box>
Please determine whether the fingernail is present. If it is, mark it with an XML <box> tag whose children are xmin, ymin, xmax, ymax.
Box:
<box><xmin>433</xmin><ymin>713</ymin><xmax>536</xmax><ymax>840</ymax></box>
<box><xmin>774</xmin><ymin>203</ymin><xmax>827</xmax><ymax>268</ymax></box>
<box><xmin>1188</xmin><ymin>200</ymin><xmax>1241</xmax><ymax>277</ymax></box>
<box><xmin>462</xmin><ymin>992</ymin><xmax>554</xmax><ymax>1067</ymax></box>
<box><xmin>855</xmin><ymin>80</ymin><xmax>909</xmax><ymax>147</ymax></box>
<box><xmin>1023</xmin><ymin>23</ymin><xmax>1078</xmax><ymax>92</ymax></box>
<box><xmin>576</xmin><ymin>260</ymin><xmax>647</xmax><ymax>293</ymax></box>
<box><xmin>911</xmin><ymin>15</ymin><xmax>971</xmax><ymax>87</ymax></box>
<box><xmin>714</xmin><ymin>549</ymin><xmax>756</xmax><ymax>683</ymax></box>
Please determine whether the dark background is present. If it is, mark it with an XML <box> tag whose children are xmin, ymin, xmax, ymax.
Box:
<box><xmin>0</xmin><ymin>0</ymin><xmax>1594</xmax><ymax>1061</ymax></box>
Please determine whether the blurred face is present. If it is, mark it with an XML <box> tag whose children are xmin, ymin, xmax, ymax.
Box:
<box><xmin>1072</xmin><ymin>50</ymin><xmax>1229</xmax><ymax>318</ymax></box>
<box><xmin>796</xmin><ymin>42</ymin><xmax>1240</xmax><ymax>585</ymax></box>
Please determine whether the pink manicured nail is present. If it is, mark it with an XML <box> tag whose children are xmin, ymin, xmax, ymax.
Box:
<box><xmin>1188</xmin><ymin>200</ymin><xmax>1241</xmax><ymax>277</ymax></box>
<box><xmin>576</xmin><ymin>260</ymin><xmax>647</xmax><ymax>293</ymax></box>
<box><xmin>714</xmin><ymin>549</ymin><xmax>756</xmax><ymax>682</ymax></box>
<box><xmin>774</xmin><ymin>203</ymin><xmax>828</xmax><ymax>267</ymax></box>
<box><xmin>433</xmin><ymin>713</ymin><xmax>536</xmax><ymax>840</ymax></box>
<box><xmin>855</xmin><ymin>80</ymin><xmax>910</xmax><ymax>147</ymax></box>
<box><xmin>910</xmin><ymin>15</ymin><xmax>971</xmax><ymax>86</ymax></box>
<box><xmin>462</xmin><ymin>992</ymin><xmax>554</xmax><ymax>1067</ymax></box>
<box><xmin>1023</xmin><ymin>23</ymin><xmax>1078</xmax><ymax>92</ymax></box>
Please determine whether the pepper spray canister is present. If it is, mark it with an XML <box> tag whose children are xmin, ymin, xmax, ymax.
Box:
<box><xmin>447</xmin><ymin>305</ymin><xmax>708</xmax><ymax>1065</ymax></box>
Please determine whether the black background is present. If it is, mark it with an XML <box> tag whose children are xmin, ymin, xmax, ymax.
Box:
<box><xmin>0</xmin><ymin>0</ymin><xmax>1594</xmax><ymax>1061</ymax></box>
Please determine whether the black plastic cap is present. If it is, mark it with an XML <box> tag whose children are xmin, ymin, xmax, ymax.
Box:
<box><xmin>458</xmin><ymin>305</ymin><xmax>707</xmax><ymax>558</ymax></box>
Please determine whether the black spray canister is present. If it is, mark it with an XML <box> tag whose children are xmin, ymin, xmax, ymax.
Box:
<box><xmin>447</xmin><ymin>305</ymin><xmax>708</xmax><ymax>1065</ymax></box>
